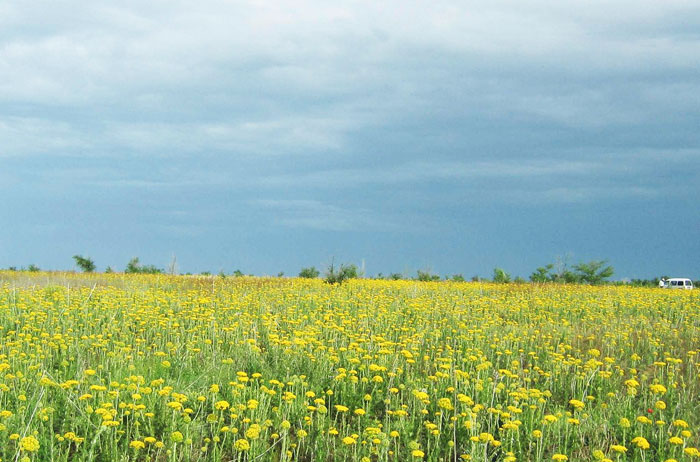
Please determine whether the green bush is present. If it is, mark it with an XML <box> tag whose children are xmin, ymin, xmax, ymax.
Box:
<box><xmin>324</xmin><ymin>262</ymin><xmax>358</xmax><ymax>285</ymax></box>
<box><xmin>73</xmin><ymin>255</ymin><xmax>96</xmax><ymax>273</ymax></box>
<box><xmin>299</xmin><ymin>267</ymin><xmax>320</xmax><ymax>278</ymax></box>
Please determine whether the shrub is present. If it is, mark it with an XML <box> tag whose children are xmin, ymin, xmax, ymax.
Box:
<box><xmin>73</xmin><ymin>255</ymin><xmax>96</xmax><ymax>273</ymax></box>
<box><xmin>492</xmin><ymin>267</ymin><xmax>511</xmax><ymax>283</ymax></box>
<box><xmin>416</xmin><ymin>270</ymin><xmax>440</xmax><ymax>282</ymax></box>
<box><xmin>299</xmin><ymin>267</ymin><xmax>320</xmax><ymax>279</ymax></box>
<box><xmin>125</xmin><ymin>257</ymin><xmax>163</xmax><ymax>274</ymax></box>
<box><xmin>324</xmin><ymin>262</ymin><xmax>358</xmax><ymax>285</ymax></box>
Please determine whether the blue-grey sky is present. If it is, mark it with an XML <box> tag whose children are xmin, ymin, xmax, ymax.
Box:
<box><xmin>1</xmin><ymin>1</ymin><xmax>699</xmax><ymax>279</ymax></box>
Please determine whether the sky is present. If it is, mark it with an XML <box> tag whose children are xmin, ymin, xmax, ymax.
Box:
<box><xmin>1</xmin><ymin>1</ymin><xmax>699</xmax><ymax>279</ymax></box>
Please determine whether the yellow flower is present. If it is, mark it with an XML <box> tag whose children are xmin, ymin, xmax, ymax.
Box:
<box><xmin>552</xmin><ymin>454</ymin><xmax>568</xmax><ymax>461</ymax></box>
<box><xmin>245</xmin><ymin>424</ymin><xmax>261</xmax><ymax>440</ymax></box>
<box><xmin>438</xmin><ymin>398</ymin><xmax>454</xmax><ymax>410</ymax></box>
<box><xmin>171</xmin><ymin>431</ymin><xmax>184</xmax><ymax>443</ymax></box>
<box><xmin>129</xmin><ymin>440</ymin><xmax>145</xmax><ymax>449</ymax></box>
<box><xmin>234</xmin><ymin>439</ymin><xmax>250</xmax><ymax>451</ymax></box>
<box><xmin>650</xmin><ymin>384</ymin><xmax>667</xmax><ymax>394</ymax></box>
<box><xmin>214</xmin><ymin>400</ymin><xmax>230</xmax><ymax>410</ymax></box>
<box><xmin>568</xmin><ymin>399</ymin><xmax>585</xmax><ymax>410</ymax></box>
<box><xmin>412</xmin><ymin>450</ymin><xmax>425</xmax><ymax>458</ymax></box>
<box><xmin>20</xmin><ymin>436</ymin><xmax>40</xmax><ymax>452</ymax></box>
<box><xmin>669</xmin><ymin>436</ymin><xmax>683</xmax><ymax>445</ymax></box>
<box><xmin>610</xmin><ymin>445</ymin><xmax>627</xmax><ymax>453</ymax></box>
<box><xmin>342</xmin><ymin>436</ymin><xmax>356</xmax><ymax>445</ymax></box>
<box><xmin>631</xmin><ymin>436</ymin><xmax>650</xmax><ymax>449</ymax></box>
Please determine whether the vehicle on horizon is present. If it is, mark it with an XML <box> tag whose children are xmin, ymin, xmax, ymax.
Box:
<box><xmin>659</xmin><ymin>278</ymin><xmax>694</xmax><ymax>290</ymax></box>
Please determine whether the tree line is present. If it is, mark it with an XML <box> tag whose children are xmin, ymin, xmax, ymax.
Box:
<box><xmin>3</xmin><ymin>255</ymin><xmax>695</xmax><ymax>288</ymax></box>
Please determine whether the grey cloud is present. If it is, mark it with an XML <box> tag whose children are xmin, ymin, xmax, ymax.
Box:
<box><xmin>251</xmin><ymin>199</ymin><xmax>399</xmax><ymax>232</ymax></box>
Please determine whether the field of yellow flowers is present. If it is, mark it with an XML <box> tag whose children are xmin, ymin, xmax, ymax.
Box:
<box><xmin>0</xmin><ymin>272</ymin><xmax>698</xmax><ymax>462</ymax></box>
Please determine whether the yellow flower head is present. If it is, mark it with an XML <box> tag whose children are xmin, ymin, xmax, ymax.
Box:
<box><xmin>20</xmin><ymin>436</ymin><xmax>40</xmax><ymax>452</ymax></box>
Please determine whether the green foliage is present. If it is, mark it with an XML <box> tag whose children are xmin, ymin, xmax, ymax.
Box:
<box><xmin>27</xmin><ymin>264</ymin><xmax>40</xmax><ymax>272</ymax></box>
<box><xmin>73</xmin><ymin>255</ymin><xmax>96</xmax><ymax>273</ymax></box>
<box><xmin>572</xmin><ymin>260</ymin><xmax>614</xmax><ymax>285</ymax></box>
<box><xmin>105</xmin><ymin>266</ymin><xmax>114</xmax><ymax>273</ymax></box>
<box><xmin>492</xmin><ymin>267</ymin><xmax>511</xmax><ymax>283</ymax></box>
<box><xmin>529</xmin><ymin>259</ymin><xmax>614</xmax><ymax>285</ymax></box>
<box><xmin>298</xmin><ymin>266</ymin><xmax>320</xmax><ymax>279</ymax></box>
<box><xmin>416</xmin><ymin>270</ymin><xmax>440</xmax><ymax>282</ymax></box>
<box><xmin>530</xmin><ymin>264</ymin><xmax>554</xmax><ymax>283</ymax></box>
<box><xmin>125</xmin><ymin>257</ymin><xmax>163</xmax><ymax>274</ymax></box>
<box><xmin>324</xmin><ymin>262</ymin><xmax>358</xmax><ymax>285</ymax></box>
<box><xmin>389</xmin><ymin>273</ymin><xmax>404</xmax><ymax>280</ymax></box>
<box><xmin>233</xmin><ymin>269</ymin><xmax>244</xmax><ymax>277</ymax></box>
<box><xmin>451</xmin><ymin>274</ymin><xmax>466</xmax><ymax>282</ymax></box>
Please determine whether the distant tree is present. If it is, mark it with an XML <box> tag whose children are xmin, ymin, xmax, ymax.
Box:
<box><xmin>572</xmin><ymin>260</ymin><xmax>614</xmax><ymax>285</ymax></box>
<box><xmin>125</xmin><ymin>258</ymin><xmax>140</xmax><ymax>274</ymax></box>
<box><xmin>73</xmin><ymin>255</ymin><xmax>96</xmax><ymax>273</ymax></box>
<box><xmin>451</xmin><ymin>274</ymin><xmax>466</xmax><ymax>282</ymax></box>
<box><xmin>324</xmin><ymin>262</ymin><xmax>358</xmax><ymax>285</ymax></box>
<box><xmin>105</xmin><ymin>266</ymin><xmax>114</xmax><ymax>273</ymax></box>
<box><xmin>492</xmin><ymin>267</ymin><xmax>511</xmax><ymax>283</ymax></box>
<box><xmin>277</xmin><ymin>271</ymin><xmax>285</xmax><ymax>277</ymax></box>
<box><xmin>514</xmin><ymin>276</ymin><xmax>526</xmax><ymax>283</ymax></box>
<box><xmin>167</xmin><ymin>255</ymin><xmax>178</xmax><ymax>275</ymax></box>
<box><xmin>416</xmin><ymin>270</ymin><xmax>440</xmax><ymax>282</ymax></box>
<box><xmin>200</xmin><ymin>271</ymin><xmax>212</xmax><ymax>276</ymax></box>
<box><xmin>299</xmin><ymin>267</ymin><xmax>320</xmax><ymax>279</ymax></box>
<box><xmin>125</xmin><ymin>257</ymin><xmax>163</xmax><ymax>274</ymax></box>
<box><xmin>471</xmin><ymin>275</ymin><xmax>481</xmax><ymax>282</ymax></box>
<box><xmin>27</xmin><ymin>264</ymin><xmax>40</xmax><ymax>272</ymax></box>
<box><xmin>233</xmin><ymin>269</ymin><xmax>244</xmax><ymax>277</ymax></box>
<box><xmin>389</xmin><ymin>273</ymin><xmax>403</xmax><ymax>280</ymax></box>
<box><xmin>530</xmin><ymin>264</ymin><xmax>554</xmax><ymax>283</ymax></box>
<box><xmin>8</xmin><ymin>266</ymin><xmax>17</xmax><ymax>271</ymax></box>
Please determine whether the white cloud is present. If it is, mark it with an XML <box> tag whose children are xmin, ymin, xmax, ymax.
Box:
<box><xmin>0</xmin><ymin>117</ymin><xmax>90</xmax><ymax>156</ymax></box>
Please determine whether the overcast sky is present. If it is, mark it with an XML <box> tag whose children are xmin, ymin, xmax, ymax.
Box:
<box><xmin>1</xmin><ymin>1</ymin><xmax>699</xmax><ymax>279</ymax></box>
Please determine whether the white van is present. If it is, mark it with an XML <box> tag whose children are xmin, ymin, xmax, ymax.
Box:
<box><xmin>659</xmin><ymin>278</ymin><xmax>694</xmax><ymax>290</ymax></box>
